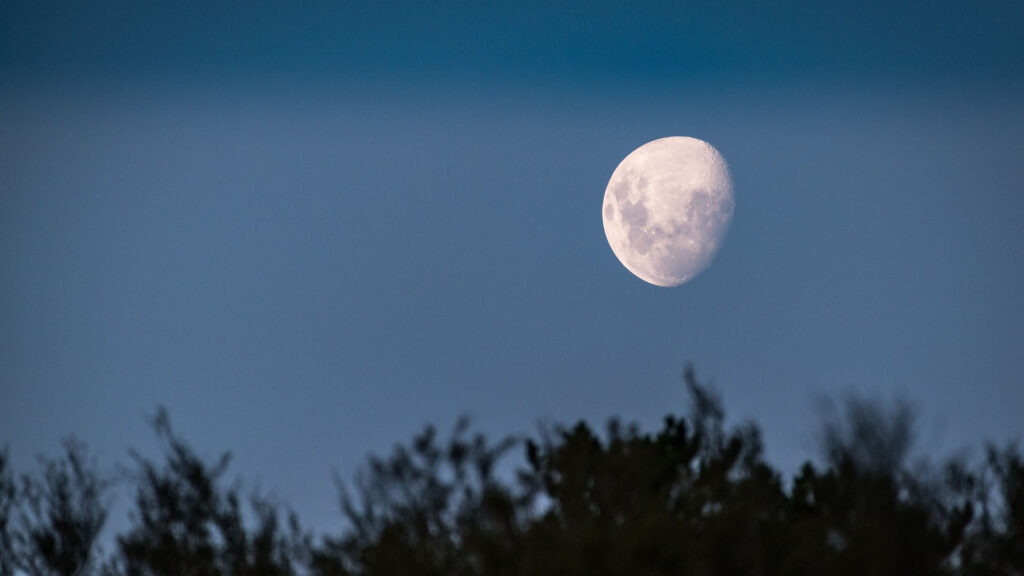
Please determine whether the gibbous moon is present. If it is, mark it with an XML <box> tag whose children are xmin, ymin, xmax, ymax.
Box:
<box><xmin>602</xmin><ymin>137</ymin><xmax>734</xmax><ymax>287</ymax></box>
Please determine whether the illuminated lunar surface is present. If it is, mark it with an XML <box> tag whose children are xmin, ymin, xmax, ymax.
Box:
<box><xmin>602</xmin><ymin>137</ymin><xmax>734</xmax><ymax>287</ymax></box>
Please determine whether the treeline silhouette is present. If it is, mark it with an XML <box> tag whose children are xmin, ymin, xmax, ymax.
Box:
<box><xmin>1</xmin><ymin>366</ymin><xmax>1022</xmax><ymax>576</ymax></box>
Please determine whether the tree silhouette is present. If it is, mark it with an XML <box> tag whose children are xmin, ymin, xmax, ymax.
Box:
<box><xmin>787</xmin><ymin>397</ymin><xmax>969</xmax><ymax>576</ymax></box>
<box><xmin>310</xmin><ymin>416</ymin><xmax>521</xmax><ymax>576</ymax></box>
<box><xmin>959</xmin><ymin>443</ymin><xmax>1024</xmax><ymax>575</ymax></box>
<box><xmin>3</xmin><ymin>366</ymin><xmax>1023</xmax><ymax>575</ymax></box>
<box><xmin>514</xmin><ymin>367</ymin><xmax>785</xmax><ymax>576</ymax></box>
<box><xmin>1</xmin><ymin>449</ymin><xmax>17</xmax><ymax>576</ymax></box>
<box><xmin>2</xmin><ymin>440</ymin><xmax>110</xmax><ymax>576</ymax></box>
<box><xmin>114</xmin><ymin>409</ymin><xmax>305</xmax><ymax>576</ymax></box>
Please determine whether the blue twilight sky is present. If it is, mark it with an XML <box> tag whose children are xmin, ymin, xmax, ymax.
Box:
<box><xmin>2</xmin><ymin>1</ymin><xmax>1023</xmax><ymax>534</ymax></box>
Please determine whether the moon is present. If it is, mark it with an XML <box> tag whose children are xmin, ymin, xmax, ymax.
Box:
<box><xmin>602</xmin><ymin>137</ymin><xmax>734</xmax><ymax>287</ymax></box>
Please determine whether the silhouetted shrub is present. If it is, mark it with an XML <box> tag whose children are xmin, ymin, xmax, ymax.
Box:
<box><xmin>1</xmin><ymin>439</ymin><xmax>110</xmax><ymax>576</ymax></box>
<box><xmin>3</xmin><ymin>366</ymin><xmax>1022</xmax><ymax>576</ymax></box>
<box><xmin>0</xmin><ymin>450</ymin><xmax>17</xmax><ymax>576</ymax></box>
<box><xmin>114</xmin><ymin>409</ymin><xmax>305</xmax><ymax>576</ymax></box>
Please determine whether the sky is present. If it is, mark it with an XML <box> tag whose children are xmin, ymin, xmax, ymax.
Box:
<box><xmin>2</xmin><ymin>1</ymin><xmax>1023</xmax><ymax>535</ymax></box>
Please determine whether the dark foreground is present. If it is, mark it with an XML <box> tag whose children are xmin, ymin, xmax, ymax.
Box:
<box><xmin>2</xmin><ymin>367</ymin><xmax>1022</xmax><ymax>576</ymax></box>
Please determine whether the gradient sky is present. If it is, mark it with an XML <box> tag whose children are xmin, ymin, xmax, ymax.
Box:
<box><xmin>2</xmin><ymin>1</ymin><xmax>1023</xmax><ymax>535</ymax></box>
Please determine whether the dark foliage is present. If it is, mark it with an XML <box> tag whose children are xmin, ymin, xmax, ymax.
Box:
<box><xmin>516</xmin><ymin>368</ymin><xmax>783</xmax><ymax>576</ymax></box>
<box><xmin>312</xmin><ymin>416</ymin><xmax>521</xmax><ymax>576</ymax></box>
<box><xmin>3</xmin><ymin>439</ymin><xmax>110</xmax><ymax>576</ymax></box>
<box><xmin>115</xmin><ymin>409</ymin><xmax>306</xmax><ymax>576</ymax></box>
<box><xmin>3</xmin><ymin>366</ymin><xmax>1022</xmax><ymax>575</ymax></box>
<box><xmin>1</xmin><ymin>450</ymin><xmax>16</xmax><ymax>576</ymax></box>
<box><xmin>959</xmin><ymin>444</ymin><xmax>1024</xmax><ymax>575</ymax></box>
